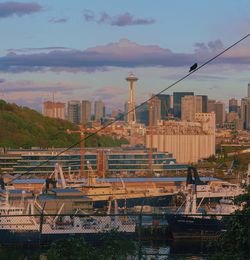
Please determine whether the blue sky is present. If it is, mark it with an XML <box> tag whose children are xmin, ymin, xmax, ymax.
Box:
<box><xmin>0</xmin><ymin>0</ymin><xmax>250</xmax><ymax>112</ymax></box>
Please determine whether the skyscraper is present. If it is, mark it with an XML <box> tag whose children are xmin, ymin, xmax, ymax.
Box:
<box><xmin>198</xmin><ymin>95</ymin><xmax>208</xmax><ymax>113</ymax></box>
<box><xmin>94</xmin><ymin>100</ymin><xmax>105</xmax><ymax>122</ymax></box>
<box><xmin>81</xmin><ymin>100</ymin><xmax>91</xmax><ymax>124</ymax></box>
<box><xmin>124</xmin><ymin>102</ymin><xmax>129</xmax><ymax>123</ymax></box>
<box><xmin>229</xmin><ymin>98</ymin><xmax>238</xmax><ymax>113</ymax></box>
<box><xmin>214</xmin><ymin>102</ymin><xmax>225</xmax><ymax>127</ymax></box>
<box><xmin>241</xmin><ymin>97</ymin><xmax>250</xmax><ymax>130</ymax></box>
<box><xmin>181</xmin><ymin>96</ymin><xmax>202</xmax><ymax>121</ymax></box>
<box><xmin>240</xmin><ymin>83</ymin><xmax>250</xmax><ymax>130</ymax></box>
<box><xmin>248</xmin><ymin>83</ymin><xmax>250</xmax><ymax>97</ymax></box>
<box><xmin>241</xmin><ymin>98</ymin><xmax>247</xmax><ymax>129</ymax></box>
<box><xmin>136</xmin><ymin>102</ymin><xmax>149</xmax><ymax>125</ymax></box>
<box><xmin>173</xmin><ymin>92</ymin><xmax>194</xmax><ymax>118</ymax></box>
<box><xmin>207</xmin><ymin>99</ymin><xmax>216</xmax><ymax>113</ymax></box>
<box><xmin>156</xmin><ymin>94</ymin><xmax>171</xmax><ymax>120</ymax></box>
<box><xmin>151</xmin><ymin>96</ymin><xmax>161</xmax><ymax>126</ymax></box>
<box><xmin>67</xmin><ymin>100</ymin><xmax>81</xmax><ymax>124</ymax></box>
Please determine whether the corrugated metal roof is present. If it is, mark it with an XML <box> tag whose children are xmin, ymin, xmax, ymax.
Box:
<box><xmin>51</xmin><ymin>188</ymin><xmax>81</xmax><ymax>193</ymax></box>
<box><xmin>12</xmin><ymin>179</ymin><xmax>45</xmax><ymax>184</ymax></box>
<box><xmin>12</xmin><ymin>177</ymin><xmax>219</xmax><ymax>184</ymax></box>
<box><xmin>0</xmin><ymin>189</ymin><xmax>33</xmax><ymax>194</ymax></box>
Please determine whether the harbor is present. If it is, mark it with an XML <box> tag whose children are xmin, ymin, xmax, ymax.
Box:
<box><xmin>0</xmin><ymin>160</ymin><xmax>246</xmax><ymax>245</ymax></box>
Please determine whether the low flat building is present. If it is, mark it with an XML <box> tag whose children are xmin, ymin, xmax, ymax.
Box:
<box><xmin>0</xmin><ymin>147</ymin><xmax>188</xmax><ymax>177</ymax></box>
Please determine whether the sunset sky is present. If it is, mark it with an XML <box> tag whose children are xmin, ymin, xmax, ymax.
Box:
<box><xmin>0</xmin><ymin>0</ymin><xmax>250</xmax><ymax>112</ymax></box>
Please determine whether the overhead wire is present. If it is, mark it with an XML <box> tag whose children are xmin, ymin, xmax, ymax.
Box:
<box><xmin>8</xmin><ymin>33</ymin><xmax>250</xmax><ymax>182</ymax></box>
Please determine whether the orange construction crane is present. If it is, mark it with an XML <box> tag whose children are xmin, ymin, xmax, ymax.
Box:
<box><xmin>97</xmin><ymin>149</ymin><xmax>106</xmax><ymax>178</ymax></box>
<box><xmin>67</xmin><ymin>126</ymin><xmax>85</xmax><ymax>178</ymax></box>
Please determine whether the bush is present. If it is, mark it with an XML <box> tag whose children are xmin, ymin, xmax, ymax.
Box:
<box><xmin>46</xmin><ymin>232</ymin><xmax>136</xmax><ymax>260</ymax></box>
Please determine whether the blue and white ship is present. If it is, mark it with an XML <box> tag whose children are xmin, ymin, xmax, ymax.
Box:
<box><xmin>0</xmin><ymin>192</ymin><xmax>136</xmax><ymax>246</ymax></box>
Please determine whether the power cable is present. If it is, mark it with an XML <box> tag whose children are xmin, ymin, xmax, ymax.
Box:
<box><xmin>8</xmin><ymin>33</ymin><xmax>250</xmax><ymax>182</ymax></box>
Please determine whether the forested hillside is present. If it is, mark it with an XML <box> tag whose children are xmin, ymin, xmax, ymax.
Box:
<box><xmin>0</xmin><ymin>100</ymin><xmax>128</xmax><ymax>148</ymax></box>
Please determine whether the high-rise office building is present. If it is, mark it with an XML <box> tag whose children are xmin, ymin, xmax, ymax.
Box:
<box><xmin>229</xmin><ymin>98</ymin><xmax>238</xmax><ymax>113</ymax></box>
<box><xmin>245</xmin><ymin>98</ymin><xmax>250</xmax><ymax>130</ymax></box>
<box><xmin>181</xmin><ymin>96</ymin><xmax>202</xmax><ymax>121</ymax></box>
<box><xmin>136</xmin><ymin>102</ymin><xmax>149</xmax><ymax>125</ymax></box>
<box><xmin>94</xmin><ymin>100</ymin><xmax>105</xmax><ymax>121</ymax></box>
<box><xmin>207</xmin><ymin>99</ymin><xmax>216</xmax><ymax>113</ymax></box>
<box><xmin>248</xmin><ymin>83</ymin><xmax>250</xmax><ymax>97</ymax></box>
<box><xmin>42</xmin><ymin>101</ymin><xmax>66</xmax><ymax>120</ymax></box>
<box><xmin>173</xmin><ymin>92</ymin><xmax>194</xmax><ymax>118</ymax></box>
<box><xmin>67</xmin><ymin>100</ymin><xmax>81</xmax><ymax>124</ymax></box>
<box><xmin>198</xmin><ymin>95</ymin><xmax>208</xmax><ymax>113</ymax></box>
<box><xmin>241</xmin><ymin>97</ymin><xmax>250</xmax><ymax>130</ymax></box>
<box><xmin>151</xmin><ymin>96</ymin><xmax>161</xmax><ymax>126</ymax></box>
<box><xmin>156</xmin><ymin>94</ymin><xmax>171</xmax><ymax>120</ymax></box>
<box><xmin>241</xmin><ymin>98</ymin><xmax>247</xmax><ymax>129</ymax></box>
<box><xmin>81</xmin><ymin>100</ymin><xmax>91</xmax><ymax>124</ymax></box>
<box><xmin>124</xmin><ymin>102</ymin><xmax>129</xmax><ymax>123</ymax></box>
<box><xmin>214</xmin><ymin>102</ymin><xmax>225</xmax><ymax>127</ymax></box>
<box><xmin>240</xmin><ymin>83</ymin><xmax>250</xmax><ymax>130</ymax></box>
<box><xmin>136</xmin><ymin>96</ymin><xmax>161</xmax><ymax>126</ymax></box>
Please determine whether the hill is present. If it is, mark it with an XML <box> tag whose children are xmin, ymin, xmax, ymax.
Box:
<box><xmin>0</xmin><ymin>100</ymin><xmax>128</xmax><ymax>148</ymax></box>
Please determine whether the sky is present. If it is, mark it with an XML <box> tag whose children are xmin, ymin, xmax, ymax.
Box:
<box><xmin>0</xmin><ymin>0</ymin><xmax>250</xmax><ymax>112</ymax></box>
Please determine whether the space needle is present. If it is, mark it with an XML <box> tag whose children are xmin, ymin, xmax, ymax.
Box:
<box><xmin>126</xmin><ymin>73</ymin><xmax>138</xmax><ymax>124</ymax></box>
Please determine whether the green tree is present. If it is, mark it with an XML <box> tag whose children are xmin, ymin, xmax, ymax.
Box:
<box><xmin>46</xmin><ymin>236</ymin><xmax>95</xmax><ymax>260</ymax></box>
<box><xmin>0</xmin><ymin>100</ymin><xmax>128</xmax><ymax>148</ymax></box>
<box><xmin>46</xmin><ymin>232</ymin><xmax>136</xmax><ymax>260</ymax></box>
<box><xmin>212</xmin><ymin>186</ymin><xmax>250</xmax><ymax>259</ymax></box>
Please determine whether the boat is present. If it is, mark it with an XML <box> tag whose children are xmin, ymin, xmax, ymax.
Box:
<box><xmin>0</xmin><ymin>192</ymin><xmax>136</xmax><ymax>246</ymax></box>
<box><xmin>53</xmin><ymin>162</ymin><xmax>175</xmax><ymax>209</ymax></box>
<box><xmin>165</xmin><ymin>167</ymin><xmax>237</xmax><ymax>239</ymax></box>
<box><xmin>176</xmin><ymin>166</ymin><xmax>243</xmax><ymax>204</ymax></box>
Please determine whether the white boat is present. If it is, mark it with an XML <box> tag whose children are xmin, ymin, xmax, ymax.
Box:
<box><xmin>0</xmin><ymin>192</ymin><xmax>136</xmax><ymax>246</ymax></box>
<box><xmin>166</xmin><ymin>168</ymin><xmax>240</xmax><ymax>239</ymax></box>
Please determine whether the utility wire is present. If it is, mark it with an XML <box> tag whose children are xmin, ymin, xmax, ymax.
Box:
<box><xmin>8</xmin><ymin>33</ymin><xmax>250</xmax><ymax>182</ymax></box>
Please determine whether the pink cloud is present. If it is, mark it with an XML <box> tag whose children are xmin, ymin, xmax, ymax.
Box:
<box><xmin>0</xmin><ymin>38</ymin><xmax>250</xmax><ymax>73</ymax></box>
<box><xmin>83</xmin><ymin>10</ymin><xmax>155</xmax><ymax>26</ymax></box>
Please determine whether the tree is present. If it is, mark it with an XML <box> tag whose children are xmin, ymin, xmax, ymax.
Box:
<box><xmin>212</xmin><ymin>186</ymin><xmax>250</xmax><ymax>259</ymax></box>
<box><xmin>46</xmin><ymin>232</ymin><xmax>136</xmax><ymax>260</ymax></box>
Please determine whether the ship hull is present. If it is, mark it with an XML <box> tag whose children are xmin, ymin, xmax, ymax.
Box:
<box><xmin>0</xmin><ymin>230</ymin><xmax>41</xmax><ymax>246</ymax></box>
<box><xmin>0</xmin><ymin>229</ymin><xmax>135</xmax><ymax>246</ymax></box>
<box><xmin>165</xmin><ymin>214</ymin><xmax>226</xmax><ymax>239</ymax></box>
<box><xmin>92</xmin><ymin>194</ymin><xmax>173</xmax><ymax>208</ymax></box>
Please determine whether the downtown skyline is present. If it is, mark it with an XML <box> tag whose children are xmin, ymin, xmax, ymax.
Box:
<box><xmin>0</xmin><ymin>0</ymin><xmax>250</xmax><ymax>112</ymax></box>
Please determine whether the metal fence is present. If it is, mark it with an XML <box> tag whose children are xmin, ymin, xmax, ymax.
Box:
<box><xmin>0</xmin><ymin>213</ymin><xmax>249</xmax><ymax>259</ymax></box>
